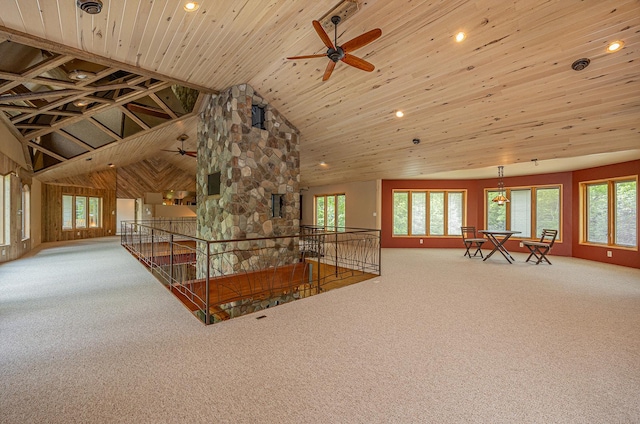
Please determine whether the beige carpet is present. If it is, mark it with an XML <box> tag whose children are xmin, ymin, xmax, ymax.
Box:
<box><xmin>1</xmin><ymin>237</ymin><xmax>639</xmax><ymax>423</ymax></box>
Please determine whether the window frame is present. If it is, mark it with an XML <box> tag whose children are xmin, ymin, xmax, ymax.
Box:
<box><xmin>314</xmin><ymin>193</ymin><xmax>346</xmax><ymax>231</ymax></box>
<box><xmin>484</xmin><ymin>184</ymin><xmax>563</xmax><ymax>241</ymax></box>
<box><xmin>579</xmin><ymin>176</ymin><xmax>637</xmax><ymax>250</ymax></box>
<box><xmin>62</xmin><ymin>194</ymin><xmax>103</xmax><ymax>231</ymax></box>
<box><xmin>392</xmin><ymin>189</ymin><xmax>467</xmax><ymax>237</ymax></box>
<box><xmin>21</xmin><ymin>184</ymin><xmax>30</xmax><ymax>240</ymax></box>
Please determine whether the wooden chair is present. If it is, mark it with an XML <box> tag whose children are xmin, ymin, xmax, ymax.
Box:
<box><xmin>461</xmin><ymin>226</ymin><xmax>486</xmax><ymax>258</ymax></box>
<box><xmin>523</xmin><ymin>229</ymin><xmax>558</xmax><ymax>264</ymax></box>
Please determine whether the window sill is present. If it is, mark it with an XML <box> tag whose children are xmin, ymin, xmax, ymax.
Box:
<box><xmin>578</xmin><ymin>242</ymin><xmax>638</xmax><ymax>251</ymax></box>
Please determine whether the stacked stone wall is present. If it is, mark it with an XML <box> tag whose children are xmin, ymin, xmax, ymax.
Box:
<box><xmin>196</xmin><ymin>84</ymin><xmax>301</xmax><ymax>275</ymax></box>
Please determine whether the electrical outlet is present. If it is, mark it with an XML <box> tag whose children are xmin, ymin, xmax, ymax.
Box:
<box><xmin>77</xmin><ymin>231</ymin><xmax>80</xmax><ymax>236</ymax></box>
<box><xmin>607</xmin><ymin>251</ymin><xmax>612</xmax><ymax>258</ymax></box>
<box><xmin>519</xmin><ymin>242</ymin><xmax>524</xmax><ymax>247</ymax></box>
<box><xmin>1</xmin><ymin>249</ymin><xmax>5</xmax><ymax>256</ymax></box>
<box><xmin>419</xmin><ymin>239</ymin><xmax>423</xmax><ymax>244</ymax></box>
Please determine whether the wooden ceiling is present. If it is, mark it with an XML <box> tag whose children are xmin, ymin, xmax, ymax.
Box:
<box><xmin>0</xmin><ymin>0</ymin><xmax>638</xmax><ymax>186</ymax></box>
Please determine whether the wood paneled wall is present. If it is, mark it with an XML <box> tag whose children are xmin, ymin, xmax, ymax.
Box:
<box><xmin>0</xmin><ymin>151</ymin><xmax>33</xmax><ymax>262</ymax></box>
<box><xmin>116</xmin><ymin>158</ymin><xmax>196</xmax><ymax>199</ymax></box>
<box><xmin>42</xmin><ymin>184</ymin><xmax>117</xmax><ymax>242</ymax></box>
<box><xmin>49</xmin><ymin>168</ymin><xmax>117</xmax><ymax>190</ymax></box>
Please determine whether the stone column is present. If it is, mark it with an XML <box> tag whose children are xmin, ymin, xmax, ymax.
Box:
<box><xmin>196</xmin><ymin>84</ymin><xmax>300</xmax><ymax>275</ymax></box>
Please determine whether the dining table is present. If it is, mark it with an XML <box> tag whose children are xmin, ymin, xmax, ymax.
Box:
<box><xmin>478</xmin><ymin>230</ymin><xmax>521</xmax><ymax>263</ymax></box>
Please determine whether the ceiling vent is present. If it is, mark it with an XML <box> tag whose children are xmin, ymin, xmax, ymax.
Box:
<box><xmin>76</xmin><ymin>0</ymin><xmax>103</xmax><ymax>14</ymax></box>
<box><xmin>571</xmin><ymin>58</ymin><xmax>590</xmax><ymax>71</ymax></box>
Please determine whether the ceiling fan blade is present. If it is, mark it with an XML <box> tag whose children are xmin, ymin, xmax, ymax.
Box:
<box><xmin>287</xmin><ymin>54</ymin><xmax>327</xmax><ymax>60</ymax></box>
<box><xmin>185</xmin><ymin>151</ymin><xmax>197</xmax><ymax>158</ymax></box>
<box><xmin>341</xmin><ymin>54</ymin><xmax>375</xmax><ymax>72</ymax></box>
<box><xmin>340</xmin><ymin>28</ymin><xmax>382</xmax><ymax>53</ymax></box>
<box><xmin>323</xmin><ymin>60</ymin><xmax>336</xmax><ymax>81</ymax></box>
<box><xmin>161</xmin><ymin>149</ymin><xmax>178</xmax><ymax>153</ymax></box>
<box><xmin>313</xmin><ymin>20</ymin><xmax>335</xmax><ymax>49</ymax></box>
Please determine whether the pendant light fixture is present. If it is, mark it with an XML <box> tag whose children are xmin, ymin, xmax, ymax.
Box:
<box><xmin>492</xmin><ymin>165</ymin><xmax>509</xmax><ymax>206</ymax></box>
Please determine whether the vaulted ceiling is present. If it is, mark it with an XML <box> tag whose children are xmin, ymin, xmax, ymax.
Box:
<box><xmin>0</xmin><ymin>0</ymin><xmax>639</xmax><ymax>186</ymax></box>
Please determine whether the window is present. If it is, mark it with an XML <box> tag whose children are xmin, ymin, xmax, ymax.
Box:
<box><xmin>207</xmin><ymin>172</ymin><xmax>221</xmax><ymax>196</ymax></box>
<box><xmin>392</xmin><ymin>190</ymin><xmax>465</xmax><ymax>237</ymax></box>
<box><xmin>581</xmin><ymin>178</ymin><xmax>637</xmax><ymax>248</ymax></box>
<box><xmin>485</xmin><ymin>185</ymin><xmax>561</xmax><ymax>239</ymax></box>
<box><xmin>315</xmin><ymin>194</ymin><xmax>345</xmax><ymax>230</ymax></box>
<box><xmin>251</xmin><ymin>105</ymin><xmax>265</xmax><ymax>130</ymax></box>
<box><xmin>21</xmin><ymin>185</ymin><xmax>30</xmax><ymax>240</ymax></box>
<box><xmin>62</xmin><ymin>195</ymin><xmax>103</xmax><ymax>230</ymax></box>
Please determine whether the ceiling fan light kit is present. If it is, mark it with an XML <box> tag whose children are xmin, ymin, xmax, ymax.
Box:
<box><xmin>287</xmin><ymin>15</ymin><xmax>382</xmax><ymax>81</ymax></box>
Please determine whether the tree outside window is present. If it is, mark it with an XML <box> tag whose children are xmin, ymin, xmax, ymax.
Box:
<box><xmin>393</xmin><ymin>190</ymin><xmax>465</xmax><ymax>237</ymax></box>
<box><xmin>486</xmin><ymin>186</ymin><xmax>560</xmax><ymax>238</ymax></box>
<box><xmin>582</xmin><ymin>178</ymin><xmax>637</xmax><ymax>248</ymax></box>
<box><xmin>315</xmin><ymin>194</ymin><xmax>345</xmax><ymax>230</ymax></box>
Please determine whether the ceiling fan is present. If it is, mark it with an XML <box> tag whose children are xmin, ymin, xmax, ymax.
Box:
<box><xmin>162</xmin><ymin>134</ymin><xmax>197</xmax><ymax>158</ymax></box>
<box><xmin>287</xmin><ymin>16</ymin><xmax>382</xmax><ymax>81</ymax></box>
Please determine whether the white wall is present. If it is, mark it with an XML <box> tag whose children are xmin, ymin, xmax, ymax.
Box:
<box><xmin>302</xmin><ymin>180</ymin><xmax>380</xmax><ymax>229</ymax></box>
<box><xmin>116</xmin><ymin>199</ymin><xmax>136</xmax><ymax>234</ymax></box>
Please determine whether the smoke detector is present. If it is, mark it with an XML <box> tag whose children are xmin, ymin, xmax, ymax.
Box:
<box><xmin>76</xmin><ymin>0</ymin><xmax>103</xmax><ymax>14</ymax></box>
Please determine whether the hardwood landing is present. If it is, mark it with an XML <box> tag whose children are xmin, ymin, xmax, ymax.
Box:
<box><xmin>169</xmin><ymin>260</ymin><xmax>378</xmax><ymax>322</ymax></box>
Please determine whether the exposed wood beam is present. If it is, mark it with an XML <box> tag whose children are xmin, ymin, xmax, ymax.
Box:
<box><xmin>33</xmin><ymin>111</ymin><xmax>198</xmax><ymax>179</ymax></box>
<box><xmin>24</xmin><ymin>140</ymin><xmax>68</xmax><ymax>162</ymax></box>
<box><xmin>89</xmin><ymin>117</ymin><xmax>123</xmax><ymax>141</ymax></box>
<box><xmin>15</xmin><ymin>123</ymin><xmax>50</xmax><ymax>129</ymax></box>
<box><xmin>119</xmin><ymin>105</ymin><xmax>151</xmax><ymax>130</ymax></box>
<box><xmin>18</xmin><ymin>81</ymin><xmax>171</xmax><ymax>140</ymax></box>
<box><xmin>126</xmin><ymin>103</ymin><xmax>172</xmax><ymax>120</ymax></box>
<box><xmin>0</xmin><ymin>25</ymin><xmax>216</xmax><ymax>94</ymax></box>
<box><xmin>149</xmin><ymin>92</ymin><xmax>178</xmax><ymax>119</ymax></box>
<box><xmin>55</xmin><ymin>129</ymin><xmax>97</xmax><ymax>151</ymax></box>
<box><xmin>0</xmin><ymin>54</ymin><xmax>72</xmax><ymax>94</ymax></box>
<box><xmin>1</xmin><ymin>89</ymin><xmax>84</xmax><ymax>103</ymax></box>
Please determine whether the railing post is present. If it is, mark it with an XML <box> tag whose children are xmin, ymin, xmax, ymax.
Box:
<box><xmin>169</xmin><ymin>234</ymin><xmax>174</xmax><ymax>291</ymax></box>
<box><xmin>378</xmin><ymin>229</ymin><xmax>382</xmax><ymax>276</ymax></box>
<box><xmin>335</xmin><ymin>231</ymin><xmax>339</xmax><ymax>277</ymax></box>
<box><xmin>205</xmin><ymin>242</ymin><xmax>211</xmax><ymax>325</ymax></box>
<box><xmin>151</xmin><ymin>229</ymin><xmax>155</xmax><ymax>271</ymax></box>
<box><xmin>317</xmin><ymin>234</ymin><xmax>322</xmax><ymax>293</ymax></box>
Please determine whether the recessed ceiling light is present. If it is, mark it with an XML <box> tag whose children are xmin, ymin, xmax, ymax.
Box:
<box><xmin>184</xmin><ymin>2</ymin><xmax>200</xmax><ymax>12</ymax></box>
<box><xmin>67</xmin><ymin>70</ymin><xmax>95</xmax><ymax>80</ymax></box>
<box><xmin>395</xmin><ymin>110</ymin><xmax>404</xmax><ymax>118</ymax></box>
<box><xmin>607</xmin><ymin>41</ymin><xmax>624</xmax><ymax>52</ymax></box>
<box><xmin>108</xmin><ymin>163</ymin><xmax>115</xmax><ymax>168</ymax></box>
<box><xmin>73</xmin><ymin>99</ymin><xmax>90</xmax><ymax>107</ymax></box>
<box><xmin>455</xmin><ymin>32</ymin><xmax>466</xmax><ymax>43</ymax></box>
<box><xmin>319</xmin><ymin>161</ymin><xmax>327</xmax><ymax>166</ymax></box>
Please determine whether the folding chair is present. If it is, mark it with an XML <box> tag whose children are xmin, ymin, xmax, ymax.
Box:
<box><xmin>461</xmin><ymin>226</ymin><xmax>485</xmax><ymax>258</ymax></box>
<box><xmin>523</xmin><ymin>229</ymin><xmax>558</xmax><ymax>264</ymax></box>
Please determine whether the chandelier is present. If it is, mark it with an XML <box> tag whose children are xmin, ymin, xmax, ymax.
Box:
<box><xmin>492</xmin><ymin>165</ymin><xmax>509</xmax><ymax>206</ymax></box>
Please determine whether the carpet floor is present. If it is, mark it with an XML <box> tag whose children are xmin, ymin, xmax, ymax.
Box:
<box><xmin>1</xmin><ymin>237</ymin><xmax>639</xmax><ymax>423</ymax></box>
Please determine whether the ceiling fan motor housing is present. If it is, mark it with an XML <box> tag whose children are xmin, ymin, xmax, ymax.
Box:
<box><xmin>76</xmin><ymin>0</ymin><xmax>103</xmax><ymax>14</ymax></box>
<box><xmin>328</xmin><ymin>47</ymin><xmax>345</xmax><ymax>62</ymax></box>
